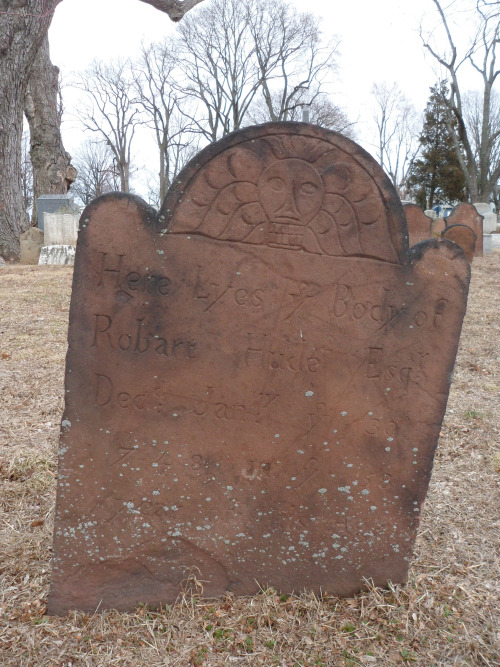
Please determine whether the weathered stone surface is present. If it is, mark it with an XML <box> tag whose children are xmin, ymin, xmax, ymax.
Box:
<box><xmin>48</xmin><ymin>123</ymin><xmax>470</xmax><ymax>615</ymax></box>
<box><xmin>484</xmin><ymin>234</ymin><xmax>492</xmax><ymax>255</ymax></box>
<box><xmin>424</xmin><ymin>209</ymin><xmax>437</xmax><ymax>220</ymax></box>
<box><xmin>403</xmin><ymin>204</ymin><xmax>432</xmax><ymax>247</ymax></box>
<box><xmin>431</xmin><ymin>218</ymin><xmax>446</xmax><ymax>238</ymax></box>
<box><xmin>38</xmin><ymin>244</ymin><xmax>75</xmax><ymax>265</ymax></box>
<box><xmin>446</xmin><ymin>203</ymin><xmax>483</xmax><ymax>257</ymax></box>
<box><xmin>441</xmin><ymin>224</ymin><xmax>477</xmax><ymax>263</ymax></box>
<box><xmin>44</xmin><ymin>210</ymin><xmax>80</xmax><ymax>246</ymax></box>
<box><xmin>20</xmin><ymin>226</ymin><xmax>44</xmax><ymax>264</ymax></box>
<box><xmin>37</xmin><ymin>194</ymin><xmax>76</xmax><ymax>232</ymax></box>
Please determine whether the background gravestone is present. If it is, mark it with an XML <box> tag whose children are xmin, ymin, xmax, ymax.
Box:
<box><xmin>403</xmin><ymin>204</ymin><xmax>432</xmax><ymax>246</ymax></box>
<box><xmin>442</xmin><ymin>224</ymin><xmax>477</xmax><ymax>263</ymax></box>
<box><xmin>48</xmin><ymin>123</ymin><xmax>470</xmax><ymax>614</ymax></box>
<box><xmin>43</xmin><ymin>205</ymin><xmax>80</xmax><ymax>246</ymax></box>
<box><xmin>36</xmin><ymin>194</ymin><xmax>76</xmax><ymax>232</ymax></box>
<box><xmin>446</xmin><ymin>203</ymin><xmax>483</xmax><ymax>257</ymax></box>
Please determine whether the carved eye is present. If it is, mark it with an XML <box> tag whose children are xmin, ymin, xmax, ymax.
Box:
<box><xmin>300</xmin><ymin>182</ymin><xmax>318</xmax><ymax>195</ymax></box>
<box><xmin>268</xmin><ymin>177</ymin><xmax>285</xmax><ymax>191</ymax></box>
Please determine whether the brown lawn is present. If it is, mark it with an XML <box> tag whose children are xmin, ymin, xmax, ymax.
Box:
<box><xmin>0</xmin><ymin>258</ymin><xmax>499</xmax><ymax>666</ymax></box>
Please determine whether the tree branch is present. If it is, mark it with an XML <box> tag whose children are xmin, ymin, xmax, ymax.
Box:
<box><xmin>138</xmin><ymin>0</ymin><xmax>205</xmax><ymax>22</ymax></box>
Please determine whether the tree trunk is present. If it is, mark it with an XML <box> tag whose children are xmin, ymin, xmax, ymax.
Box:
<box><xmin>0</xmin><ymin>1</ymin><xmax>60</xmax><ymax>260</ymax></box>
<box><xmin>25</xmin><ymin>34</ymin><xmax>76</xmax><ymax>225</ymax></box>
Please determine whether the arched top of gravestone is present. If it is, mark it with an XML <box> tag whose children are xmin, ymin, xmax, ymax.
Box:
<box><xmin>160</xmin><ymin>123</ymin><xmax>408</xmax><ymax>265</ymax></box>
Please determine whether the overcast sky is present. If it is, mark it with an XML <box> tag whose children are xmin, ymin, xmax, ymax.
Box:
<box><xmin>48</xmin><ymin>0</ymin><xmax>480</xmax><ymax>191</ymax></box>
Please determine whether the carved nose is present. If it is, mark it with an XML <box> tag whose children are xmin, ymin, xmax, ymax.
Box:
<box><xmin>277</xmin><ymin>190</ymin><xmax>299</xmax><ymax>219</ymax></box>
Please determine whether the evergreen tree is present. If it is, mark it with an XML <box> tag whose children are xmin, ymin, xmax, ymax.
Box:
<box><xmin>408</xmin><ymin>82</ymin><xmax>466</xmax><ymax>209</ymax></box>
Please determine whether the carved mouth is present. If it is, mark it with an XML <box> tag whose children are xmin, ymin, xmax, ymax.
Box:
<box><xmin>266</xmin><ymin>223</ymin><xmax>304</xmax><ymax>249</ymax></box>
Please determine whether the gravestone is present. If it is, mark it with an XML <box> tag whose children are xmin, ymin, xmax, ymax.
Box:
<box><xmin>424</xmin><ymin>209</ymin><xmax>437</xmax><ymax>220</ymax></box>
<box><xmin>20</xmin><ymin>227</ymin><xmax>44</xmax><ymax>264</ymax></box>
<box><xmin>473</xmin><ymin>203</ymin><xmax>497</xmax><ymax>233</ymax></box>
<box><xmin>484</xmin><ymin>234</ymin><xmax>492</xmax><ymax>255</ymax></box>
<box><xmin>37</xmin><ymin>194</ymin><xmax>76</xmax><ymax>232</ymax></box>
<box><xmin>431</xmin><ymin>217</ymin><xmax>446</xmax><ymax>238</ymax></box>
<box><xmin>48</xmin><ymin>123</ymin><xmax>470</xmax><ymax>615</ymax></box>
<box><xmin>403</xmin><ymin>204</ymin><xmax>432</xmax><ymax>246</ymax></box>
<box><xmin>446</xmin><ymin>203</ymin><xmax>483</xmax><ymax>257</ymax></box>
<box><xmin>44</xmin><ymin>206</ymin><xmax>80</xmax><ymax>246</ymax></box>
<box><xmin>442</xmin><ymin>224</ymin><xmax>477</xmax><ymax>263</ymax></box>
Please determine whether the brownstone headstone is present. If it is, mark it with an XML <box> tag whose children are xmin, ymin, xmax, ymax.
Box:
<box><xmin>431</xmin><ymin>218</ymin><xmax>446</xmax><ymax>237</ymax></box>
<box><xmin>403</xmin><ymin>204</ymin><xmax>432</xmax><ymax>247</ymax></box>
<box><xmin>446</xmin><ymin>203</ymin><xmax>483</xmax><ymax>256</ymax></box>
<box><xmin>48</xmin><ymin>123</ymin><xmax>470</xmax><ymax>614</ymax></box>
<box><xmin>442</xmin><ymin>224</ymin><xmax>477</xmax><ymax>263</ymax></box>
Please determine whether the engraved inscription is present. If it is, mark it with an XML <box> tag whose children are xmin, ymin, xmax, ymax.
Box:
<box><xmin>91</xmin><ymin>315</ymin><xmax>197</xmax><ymax>359</ymax></box>
<box><xmin>96</xmin><ymin>252</ymin><xmax>171</xmax><ymax>297</ymax></box>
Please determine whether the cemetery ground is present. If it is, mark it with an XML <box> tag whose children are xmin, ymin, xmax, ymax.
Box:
<box><xmin>0</xmin><ymin>259</ymin><xmax>499</xmax><ymax>667</ymax></box>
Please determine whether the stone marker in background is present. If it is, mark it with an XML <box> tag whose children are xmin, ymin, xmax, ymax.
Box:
<box><xmin>446</xmin><ymin>203</ymin><xmax>483</xmax><ymax>257</ymax></box>
<box><xmin>442</xmin><ymin>224</ymin><xmax>477</xmax><ymax>263</ymax></box>
<box><xmin>424</xmin><ymin>209</ymin><xmax>437</xmax><ymax>220</ymax></box>
<box><xmin>20</xmin><ymin>227</ymin><xmax>44</xmax><ymax>264</ymax></box>
<box><xmin>38</xmin><ymin>245</ymin><xmax>76</xmax><ymax>266</ymax></box>
<box><xmin>37</xmin><ymin>194</ymin><xmax>76</xmax><ymax>232</ymax></box>
<box><xmin>43</xmin><ymin>206</ymin><xmax>80</xmax><ymax>246</ymax></box>
<box><xmin>403</xmin><ymin>204</ymin><xmax>432</xmax><ymax>246</ymax></box>
<box><xmin>48</xmin><ymin>123</ymin><xmax>470</xmax><ymax>615</ymax></box>
<box><xmin>431</xmin><ymin>217</ymin><xmax>446</xmax><ymax>238</ymax></box>
<box><xmin>473</xmin><ymin>203</ymin><xmax>497</xmax><ymax>233</ymax></box>
<box><xmin>484</xmin><ymin>234</ymin><xmax>492</xmax><ymax>255</ymax></box>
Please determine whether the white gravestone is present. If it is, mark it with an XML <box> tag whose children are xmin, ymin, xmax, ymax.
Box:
<box><xmin>43</xmin><ymin>210</ymin><xmax>80</xmax><ymax>246</ymax></box>
<box><xmin>473</xmin><ymin>203</ymin><xmax>497</xmax><ymax>233</ymax></box>
<box><xmin>38</xmin><ymin>245</ymin><xmax>75</xmax><ymax>266</ymax></box>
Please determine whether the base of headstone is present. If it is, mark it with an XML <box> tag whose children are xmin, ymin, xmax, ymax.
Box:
<box><xmin>491</xmin><ymin>234</ymin><xmax>500</xmax><ymax>250</ymax></box>
<box><xmin>38</xmin><ymin>245</ymin><xmax>75</xmax><ymax>266</ymax></box>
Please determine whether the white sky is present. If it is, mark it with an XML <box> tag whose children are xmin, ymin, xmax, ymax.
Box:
<box><xmin>48</xmin><ymin>0</ymin><xmax>481</xmax><ymax>192</ymax></box>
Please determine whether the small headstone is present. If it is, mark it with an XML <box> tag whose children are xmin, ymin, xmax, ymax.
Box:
<box><xmin>473</xmin><ymin>203</ymin><xmax>497</xmax><ymax>233</ymax></box>
<box><xmin>442</xmin><ymin>224</ymin><xmax>477</xmax><ymax>263</ymax></box>
<box><xmin>491</xmin><ymin>234</ymin><xmax>500</xmax><ymax>250</ymax></box>
<box><xmin>424</xmin><ymin>209</ymin><xmax>437</xmax><ymax>220</ymax></box>
<box><xmin>446</xmin><ymin>203</ymin><xmax>483</xmax><ymax>257</ymax></box>
<box><xmin>403</xmin><ymin>204</ymin><xmax>432</xmax><ymax>246</ymax></box>
<box><xmin>20</xmin><ymin>227</ymin><xmax>44</xmax><ymax>264</ymax></box>
<box><xmin>48</xmin><ymin>123</ymin><xmax>470</xmax><ymax>614</ymax></box>
<box><xmin>483</xmin><ymin>234</ymin><xmax>492</xmax><ymax>255</ymax></box>
<box><xmin>38</xmin><ymin>245</ymin><xmax>75</xmax><ymax>266</ymax></box>
<box><xmin>37</xmin><ymin>194</ymin><xmax>76</xmax><ymax>232</ymax></box>
<box><xmin>43</xmin><ymin>208</ymin><xmax>80</xmax><ymax>246</ymax></box>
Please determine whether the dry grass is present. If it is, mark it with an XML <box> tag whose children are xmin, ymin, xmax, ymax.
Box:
<box><xmin>0</xmin><ymin>259</ymin><xmax>499</xmax><ymax>666</ymax></box>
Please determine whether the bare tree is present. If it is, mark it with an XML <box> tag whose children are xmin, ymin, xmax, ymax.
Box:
<box><xmin>71</xmin><ymin>140</ymin><xmax>119</xmax><ymax>207</ymax></box>
<box><xmin>371</xmin><ymin>82</ymin><xmax>421</xmax><ymax>197</ymax></box>
<box><xmin>24</xmin><ymin>34</ymin><xmax>76</xmax><ymax>225</ymax></box>
<box><xmin>133</xmin><ymin>41</ymin><xmax>200</xmax><ymax>202</ymax></box>
<box><xmin>249</xmin><ymin>90</ymin><xmax>355</xmax><ymax>137</ymax></box>
<box><xmin>21</xmin><ymin>130</ymin><xmax>34</xmax><ymax>214</ymax></box>
<box><xmin>174</xmin><ymin>0</ymin><xmax>339</xmax><ymax>142</ymax></box>
<box><xmin>75</xmin><ymin>59</ymin><xmax>142</xmax><ymax>193</ymax></box>
<box><xmin>249</xmin><ymin>0</ymin><xmax>339</xmax><ymax>123</ymax></box>
<box><xmin>421</xmin><ymin>0</ymin><xmax>500</xmax><ymax>202</ymax></box>
<box><xmin>0</xmin><ymin>0</ymin><xmax>204</xmax><ymax>260</ymax></box>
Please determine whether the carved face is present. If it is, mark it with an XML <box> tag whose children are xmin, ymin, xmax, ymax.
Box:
<box><xmin>258</xmin><ymin>159</ymin><xmax>324</xmax><ymax>226</ymax></box>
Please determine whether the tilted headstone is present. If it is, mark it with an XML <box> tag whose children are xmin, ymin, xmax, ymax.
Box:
<box><xmin>37</xmin><ymin>194</ymin><xmax>76</xmax><ymax>232</ymax></box>
<box><xmin>446</xmin><ymin>203</ymin><xmax>483</xmax><ymax>257</ymax></box>
<box><xmin>38</xmin><ymin>245</ymin><xmax>76</xmax><ymax>266</ymax></box>
<box><xmin>473</xmin><ymin>203</ymin><xmax>497</xmax><ymax>233</ymax></box>
<box><xmin>442</xmin><ymin>224</ymin><xmax>477</xmax><ymax>263</ymax></box>
<box><xmin>43</xmin><ymin>208</ymin><xmax>80</xmax><ymax>246</ymax></box>
<box><xmin>403</xmin><ymin>204</ymin><xmax>432</xmax><ymax>247</ymax></box>
<box><xmin>48</xmin><ymin>123</ymin><xmax>470</xmax><ymax>614</ymax></box>
<box><xmin>20</xmin><ymin>226</ymin><xmax>44</xmax><ymax>264</ymax></box>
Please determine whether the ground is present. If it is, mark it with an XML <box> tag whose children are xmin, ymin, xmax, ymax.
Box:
<box><xmin>0</xmin><ymin>258</ymin><xmax>499</xmax><ymax>666</ymax></box>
